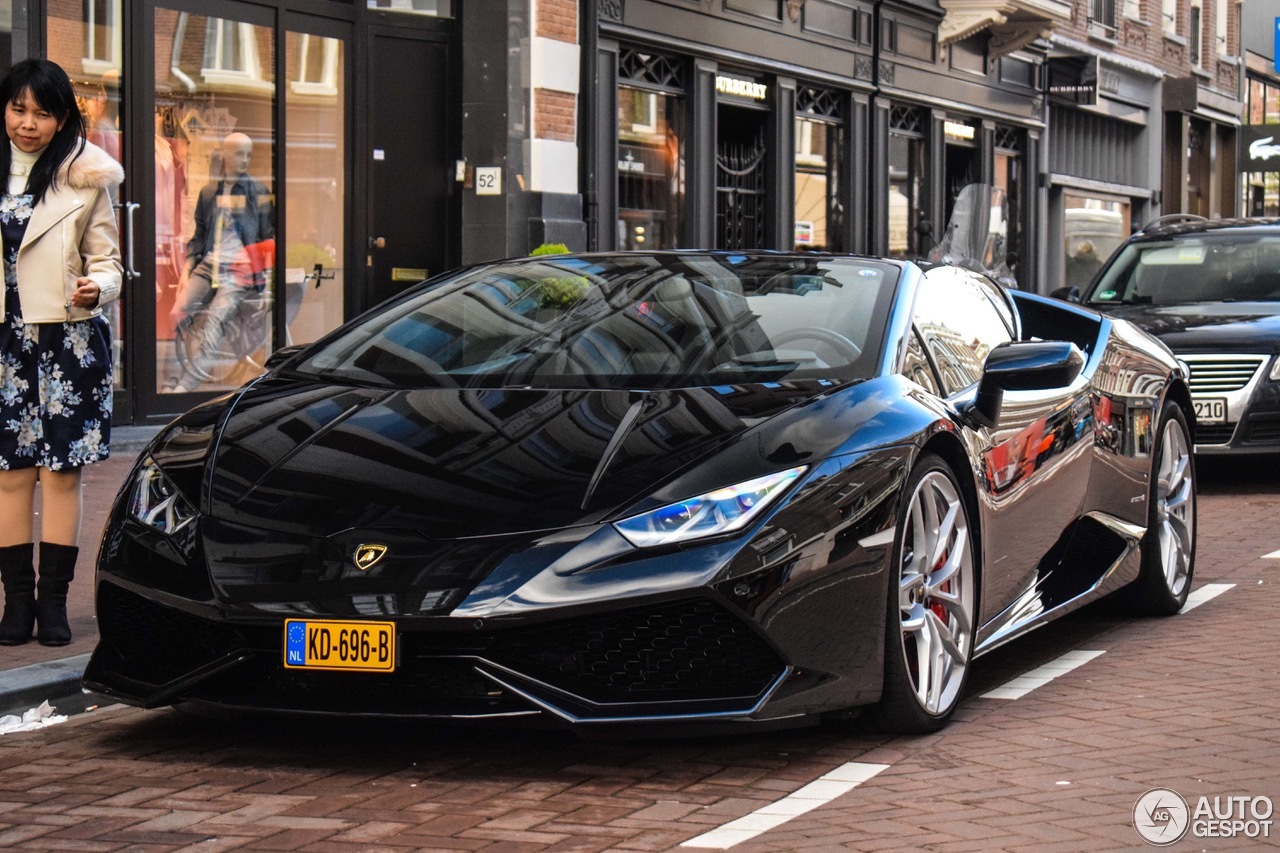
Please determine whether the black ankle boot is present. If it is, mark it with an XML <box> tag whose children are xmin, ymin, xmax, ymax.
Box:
<box><xmin>0</xmin><ymin>543</ymin><xmax>36</xmax><ymax>645</ymax></box>
<box><xmin>36</xmin><ymin>542</ymin><xmax>78</xmax><ymax>647</ymax></box>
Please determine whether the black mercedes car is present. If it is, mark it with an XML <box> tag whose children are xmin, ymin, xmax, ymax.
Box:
<box><xmin>86</xmin><ymin>244</ymin><xmax>1197</xmax><ymax>734</ymax></box>
<box><xmin>1066</xmin><ymin>216</ymin><xmax>1280</xmax><ymax>455</ymax></box>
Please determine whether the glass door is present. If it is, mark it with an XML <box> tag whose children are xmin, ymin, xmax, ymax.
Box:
<box><xmin>47</xmin><ymin>0</ymin><xmax>349</xmax><ymax>420</ymax></box>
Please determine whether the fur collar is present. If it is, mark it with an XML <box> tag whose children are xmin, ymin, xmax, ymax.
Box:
<box><xmin>61</xmin><ymin>139</ymin><xmax>124</xmax><ymax>190</ymax></box>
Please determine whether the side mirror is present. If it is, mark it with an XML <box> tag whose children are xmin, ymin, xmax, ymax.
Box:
<box><xmin>968</xmin><ymin>340</ymin><xmax>1086</xmax><ymax>429</ymax></box>
<box><xmin>1049</xmin><ymin>285</ymin><xmax>1081</xmax><ymax>303</ymax></box>
<box><xmin>265</xmin><ymin>343</ymin><xmax>307</xmax><ymax>370</ymax></box>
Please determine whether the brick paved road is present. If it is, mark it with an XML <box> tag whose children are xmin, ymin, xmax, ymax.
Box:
<box><xmin>0</xmin><ymin>457</ymin><xmax>1276</xmax><ymax>851</ymax></box>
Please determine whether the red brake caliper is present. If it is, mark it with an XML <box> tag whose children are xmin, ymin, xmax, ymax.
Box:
<box><xmin>928</xmin><ymin>550</ymin><xmax>948</xmax><ymax>622</ymax></box>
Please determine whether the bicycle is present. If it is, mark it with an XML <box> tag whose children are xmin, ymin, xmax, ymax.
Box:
<box><xmin>172</xmin><ymin>263</ymin><xmax>333</xmax><ymax>387</ymax></box>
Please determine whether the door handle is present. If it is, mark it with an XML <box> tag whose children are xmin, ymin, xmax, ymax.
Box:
<box><xmin>120</xmin><ymin>201</ymin><xmax>142</xmax><ymax>280</ymax></box>
<box><xmin>369</xmin><ymin>236</ymin><xmax>386</xmax><ymax>249</ymax></box>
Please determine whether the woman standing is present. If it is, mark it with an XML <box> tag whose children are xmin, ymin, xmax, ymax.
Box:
<box><xmin>0</xmin><ymin>59</ymin><xmax>123</xmax><ymax>646</ymax></box>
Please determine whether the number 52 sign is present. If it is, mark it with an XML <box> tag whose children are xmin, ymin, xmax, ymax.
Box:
<box><xmin>475</xmin><ymin>166</ymin><xmax>502</xmax><ymax>196</ymax></box>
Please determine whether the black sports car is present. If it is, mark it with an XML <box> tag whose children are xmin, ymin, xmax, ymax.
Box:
<box><xmin>1065</xmin><ymin>216</ymin><xmax>1280</xmax><ymax>455</ymax></box>
<box><xmin>86</xmin><ymin>245</ymin><xmax>1197</xmax><ymax>734</ymax></box>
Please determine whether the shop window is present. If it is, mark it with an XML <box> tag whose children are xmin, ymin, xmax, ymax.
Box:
<box><xmin>794</xmin><ymin>86</ymin><xmax>844</xmax><ymax>252</ymax></box>
<box><xmin>995</xmin><ymin>127</ymin><xmax>1023</xmax><ymax>286</ymax></box>
<box><xmin>617</xmin><ymin>85</ymin><xmax>685</xmax><ymax>250</ymax></box>
<box><xmin>83</xmin><ymin>0</ymin><xmax>121</xmax><ymax>74</ymax></box>
<box><xmin>1063</xmin><ymin>193</ymin><xmax>1129</xmax><ymax>291</ymax></box>
<box><xmin>888</xmin><ymin>106</ymin><xmax>925</xmax><ymax>259</ymax></box>
<box><xmin>1245</xmin><ymin>173</ymin><xmax>1279</xmax><ymax>217</ymax></box>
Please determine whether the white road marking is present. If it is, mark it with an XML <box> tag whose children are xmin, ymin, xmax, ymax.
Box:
<box><xmin>1180</xmin><ymin>582</ymin><xmax>1234</xmax><ymax>613</ymax></box>
<box><xmin>981</xmin><ymin>649</ymin><xmax>1106</xmax><ymax>700</ymax></box>
<box><xmin>680</xmin><ymin>761</ymin><xmax>889</xmax><ymax>849</ymax></box>
<box><xmin>1263</xmin><ymin>549</ymin><xmax>1280</xmax><ymax>559</ymax></box>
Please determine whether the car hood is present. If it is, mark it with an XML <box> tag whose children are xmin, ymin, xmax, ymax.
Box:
<box><xmin>201</xmin><ymin>377</ymin><xmax>850</xmax><ymax>539</ymax></box>
<box><xmin>1093</xmin><ymin>301</ymin><xmax>1280</xmax><ymax>353</ymax></box>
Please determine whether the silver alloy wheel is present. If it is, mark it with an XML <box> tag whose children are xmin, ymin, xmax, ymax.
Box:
<box><xmin>1154</xmin><ymin>416</ymin><xmax>1195</xmax><ymax>597</ymax></box>
<box><xmin>897</xmin><ymin>470</ymin><xmax>975</xmax><ymax>715</ymax></box>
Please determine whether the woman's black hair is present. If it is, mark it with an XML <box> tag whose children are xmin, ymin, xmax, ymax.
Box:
<box><xmin>0</xmin><ymin>59</ymin><xmax>87</xmax><ymax>205</ymax></box>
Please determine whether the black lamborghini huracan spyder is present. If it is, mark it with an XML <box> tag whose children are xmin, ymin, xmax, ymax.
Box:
<box><xmin>85</xmin><ymin>248</ymin><xmax>1197</xmax><ymax>733</ymax></box>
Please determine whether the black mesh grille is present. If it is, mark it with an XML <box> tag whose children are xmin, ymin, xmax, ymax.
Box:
<box><xmin>1196</xmin><ymin>423</ymin><xmax>1237</xmax><ymax>445</ymax></box>
<box><xmin>1244</xmin><ymin>414</ymin><xmax>1280</xmax><ymax>444</ymax></box>
<box><xmin>97</xmin><ymin>582</ymin><xmax>245</xmax><ymax>685</ymax></box>
<box><xmin>488</xmin><ymin>598</ymin><xmax>784</xmax><ymax>703</ymax></box>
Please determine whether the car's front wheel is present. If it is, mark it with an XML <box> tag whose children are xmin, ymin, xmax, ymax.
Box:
<box><xmin>869</xmin><ymin>453</ymin><xmax>976</xmax><ymax>734</ymax></box>
<box><xmin>1125</xmin><ymin>401</ymin><xmax>1196</xmax><ymax>615</ymax></box>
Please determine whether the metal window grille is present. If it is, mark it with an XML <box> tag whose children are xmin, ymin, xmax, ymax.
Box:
<box><xmin>619</xmin><ymin>47</ymin><xmax>685</xmax><ymax>91</ymax></box>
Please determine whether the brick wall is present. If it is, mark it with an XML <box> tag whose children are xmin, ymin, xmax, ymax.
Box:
<box><xmin>535</xmin><ymin>89</ymin><xmax>577</xmax><ymax>142</ymax></box>
<box><xmin>532</xmin><ymin>0</ymin><xmax>578</xmax><ymax>143</ymax></box>
<box><xmin>537</xmin><ymin>0</ymin><xmax>578</xmax><ymax>43</ymax></box>
<box><xmin>1057</xmin><ymin>0</ymin><xmax>1240</xmax><ymax>98</ymax></box>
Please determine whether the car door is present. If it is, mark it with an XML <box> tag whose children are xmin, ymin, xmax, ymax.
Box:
<box><xmin>912</xmin><ymin>267</ymin><xmax>1093</xmax><ymax>641</ymax></box>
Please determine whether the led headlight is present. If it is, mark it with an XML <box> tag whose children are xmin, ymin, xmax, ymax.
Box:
<box><xmin>613</xmin><ymin>466</ymin><xmax>806</xmax><ymax>548</ymax></box>
<box><xmin>130</xmin><ymin>458</ymin><xmax>197</xmax><ymax>534</ymax></box>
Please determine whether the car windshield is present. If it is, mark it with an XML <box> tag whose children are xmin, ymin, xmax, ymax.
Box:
<box><xmin>1085</xmin><ymin>233</ymin><xmax>1280</xmax><ymax>306</ymax></box>
<box><xmin>291</xmin><ymin>253</ymin><xmax>900</xmax><ymax>389</ymax></box>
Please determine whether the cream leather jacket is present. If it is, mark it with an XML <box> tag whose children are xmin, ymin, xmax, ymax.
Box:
<box><xmin>0</xmin><ymin>140</ymin><xmax>124</xmax><ymax>323</ymax></box>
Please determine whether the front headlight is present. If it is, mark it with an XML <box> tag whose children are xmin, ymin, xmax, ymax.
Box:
<box><xmin>613</xmin><ymin>466</ymin><xmax>807</xmax><ymax>548</ymax></box>
<box><xmin>130</xmin><ymin>458</ymin><xmax>197</xmax><ymax>534</ymax></box>
<box><xmin>1269</xmin><ymin>355</ymin><xmax>1280</xmax><ymax>382</ymax></box>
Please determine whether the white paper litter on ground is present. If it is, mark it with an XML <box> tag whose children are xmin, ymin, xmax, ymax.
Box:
<box><xmin>0</xmin><ymin>700</ymin><xmax>67</xmax><ymax>735</ymax></box>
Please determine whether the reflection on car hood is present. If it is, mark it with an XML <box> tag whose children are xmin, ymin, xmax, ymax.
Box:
<box><xmin>1093</xmin><ymin>302</ymin><xmax>1280</xmax><ymax>353</ymax></box>
<box><xmin>205</xmin><ymin>377</ymin><xmax>842</xmax><ymax>538</ymax></box>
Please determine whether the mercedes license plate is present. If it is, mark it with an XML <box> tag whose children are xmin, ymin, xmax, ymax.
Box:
<box><xmin>1192</xmin><ymin>398</ymin><xmax>1226</xmax><ymax>424</ymax></box>
<box><xmin>283</xmin><ymin>619</ymin><xmax>396</xmax><ymax>672</ymax></box>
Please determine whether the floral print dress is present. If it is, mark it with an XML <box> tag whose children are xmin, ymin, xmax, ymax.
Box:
<box><xmin>0</xmin><ymin>192</ymin><xmax>112</xmax><ymax>470</ymax></box>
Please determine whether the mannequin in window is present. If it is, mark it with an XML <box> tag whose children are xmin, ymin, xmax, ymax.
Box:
<box><xmin>164</xmin><ymin>131</ymin><xmax>273</xmax><ymax>392</ymax></box>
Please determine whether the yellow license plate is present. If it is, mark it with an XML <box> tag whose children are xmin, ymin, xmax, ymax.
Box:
<box><xmin>283</xmin><ymin>619</ymin><xmax>396</xmax><ymax>672</ymax></box>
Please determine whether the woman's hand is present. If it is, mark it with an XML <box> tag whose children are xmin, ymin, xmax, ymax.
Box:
<box><xmin>70</xmin><ymin>277</ymin><xmax>101</xmax><ymax>309</ymax></box>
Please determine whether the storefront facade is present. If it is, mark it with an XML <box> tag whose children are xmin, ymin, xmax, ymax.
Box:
<box><xmin>2</xmin><ymin>0</ymin><xmax>472</xmax><ymax>425</ymax></box>
<box><xmin>1241</xmin><ymin>5</ymin><xmax>1280</xmax><ymax>216</ymax></box>
<box><xmin>1043</xmin><ymin>37</ymin><xmax>1163</xmax><ymax>294</ymax></box>
<box><xmin>587</xmin><ymin>0</ymin><xmax>1050</xmax><ymax>290</ymax></box>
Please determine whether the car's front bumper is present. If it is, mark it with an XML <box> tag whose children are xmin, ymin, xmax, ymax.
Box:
<box><xmin>82</xmin><ymin>579</ymin><xmax>795</xmax><ymax>724</ymax></box>
<box><xmin>1180</xmin><ymin>353</ymin><xmax>1280</xmax><ymax>455</ymax></box>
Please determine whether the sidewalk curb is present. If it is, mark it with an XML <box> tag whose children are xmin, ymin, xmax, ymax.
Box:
<box><xmin>0</xmin><ymin>654</ymin><xmax>91</xmax><ymax>715</ymax></box>
<box><xmin>112</xmin><ymin>425</ymin><xmax>164</xmax><ymax>454</ymax></box>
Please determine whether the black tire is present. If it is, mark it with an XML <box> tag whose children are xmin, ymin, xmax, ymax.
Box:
<box><xmin>1124</xmin><ymin>402</ymin><xmax>1197</xmax><ymax>616</ymax></box>
<box><xmin>868</xmin><ymin>452</ymin><xmax>977</xmax><ymax>734</ymax></box>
